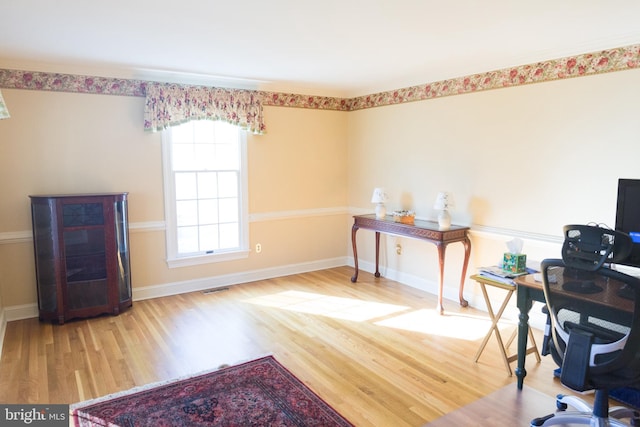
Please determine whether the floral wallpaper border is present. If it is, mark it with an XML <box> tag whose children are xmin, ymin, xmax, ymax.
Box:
<box><xmin>349</xmin><ymin>44</ymin><xmax>640</xmax><ymax>110</ymax></box>
<box><xmin>0</xmin><ymin>71</ymin><xmax>147</xmax><ymax>97</ymax></box>
<box><xmin>1</xmin><ymin>44</ymin><xmax>639</xmax><ymax>112</ymax></box>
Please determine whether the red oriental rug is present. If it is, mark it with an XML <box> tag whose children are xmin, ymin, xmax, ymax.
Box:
<box><xmin>71</xmin><ymin>355</ymin><xmax>353</xmax><ymax>426</ymax></box>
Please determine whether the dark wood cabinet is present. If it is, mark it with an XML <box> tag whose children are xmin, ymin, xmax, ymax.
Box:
<box><xmin>30</xmin><ymin>193</ymin><xmax>132</xmax><ymax>323</ymax></box>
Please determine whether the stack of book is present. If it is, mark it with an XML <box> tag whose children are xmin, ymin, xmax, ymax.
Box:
<box><xmin>477</xmin><ymin>266</ymin><xmax>537</xmax><ymax>285</ymax></box>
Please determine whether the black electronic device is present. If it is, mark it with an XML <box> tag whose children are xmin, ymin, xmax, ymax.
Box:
<box><xmin>615</xmin><ymin>178</ymin><xmax>640</xmax><ymax>269</ymax></box>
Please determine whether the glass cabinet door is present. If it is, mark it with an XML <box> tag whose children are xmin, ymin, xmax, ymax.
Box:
<box><xmin>115</xmin><ymin>198</ymin><xmax>132</xmax><ymax>303</ymax></box>
<box><xmin>32</xmin><ymin>201</ymin><xmax>58</xmax><ymax>313</ymax></box>
<box><xmin>62</xmin><ymin>203</ymin><xmax>109</xmax><ymax>310</ymax></box>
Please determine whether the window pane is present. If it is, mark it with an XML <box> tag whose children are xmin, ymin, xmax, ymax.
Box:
<box><xmin>199</xmin><ymin>224</ymin><xmax>219</xmax><ymax>251</ymax></box>
<box><xmin>195</xmin><ymin>144</ymin><xmax>216</xmax><ymax>170</ymax></box>
<box><xmin>177</xmin><ymin>226</ymin><xmax>199</xmax><ymax>253</ymax></box>
<box><xmin>175</xmin><ymin>173</ymin><xmax>197</xmax><ymax>200</ymax></box>
<box><xmin>198</xmin><ymin>199</ymin><xmax>218</xmax><ymax>225</ymax></box>
<box><xmin>213</xmin><ymin>144</ymin><xmax>239</xmax><ymax>170</ymax></box>
<box><xmin>193</xmin><ymin>120</ymin><xmax>215</xmax><ymax>144</ymax></box>
<box><xmin>197</xmin><ymin>172</ymin><xmax>218</xmax><ymax>199</ymax></box>
<box><xmin>219</xmin><ymin>223</ymin><xmax>239</xmax><ymax>249</ymax></box>
<box><xmin>172</xmin><ymin>144</ymin><xmax>196</xmax><ymax>171</ymax></box>
<box><xmin>215</xmin><ymin>121</ymin><xmax>238</xmax><ymax>141</ymax></box>
<box><xmin>176</xmin><ymin>200</ymin><xmax>198</xmax><ymax>226</ymax></box>
<box><xmin>171</xmin><ymin>122</ymin><xmax>194</xmax><ymax>142</ymax></box>
<box><xmin>218</xmin><ymin>172</ymin><xmax>238</xmax><ymax>198</ymax></box>
<box><xmin>219</xmin><ymin>198</ymin><xmax>238</xmax><ymax>223</ymax></box>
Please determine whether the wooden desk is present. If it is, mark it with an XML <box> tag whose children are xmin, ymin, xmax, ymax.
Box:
<box><xmin>514</xmin><ymin>269</ymin><xmax>633</xmax><ymax>389</ymax></box>
<box><xmin>351</xmin><ymin>214</ymin><xmax>471</xmax><ymax>313</ymax></box>
<box><xmin>470</xmin><ymin>274</ymin><xmax>540</xmax><ymax>376</ymax></box>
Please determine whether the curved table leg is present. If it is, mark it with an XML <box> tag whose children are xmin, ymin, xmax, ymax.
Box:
<box><xmin>436</xmin><ymin>243</ymin><xmax>446</xmax><ymax>314</ymax></box>
<box><xmin>458</xmin><ymin>237</ymin><xmax>471</xmax><ymax>307</ymax></box>
<box><xmin>374</xmin><ymin>231</ymin><xmax>381</xmax><ymax>278</ymax></box>
<box><xmin>351</xmin><ymin>224</ymin><xmax>359</xmax><ymax>282</ymax></box>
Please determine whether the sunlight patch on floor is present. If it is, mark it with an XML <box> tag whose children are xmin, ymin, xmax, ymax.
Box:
<box><xmin>376</xmin><ymin>308</ymin><xmax>516</xmax><ymax>341</ymax></box>
<box><xmin>244</xmin><ymin>290</ymin><xmax>411</xmax><ymax>321</ymax></box>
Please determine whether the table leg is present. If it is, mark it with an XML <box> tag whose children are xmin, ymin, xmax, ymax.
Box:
<box><xmin>374</xmin><ymin>231</ymin><xmax>381</xmax><ymax>278</ymax></box>
<box><xmin>516</xmin><ymin>287</ymin><xmax>533</xmax><ymax>389</ymax></box>
<box><xmin>474</xmin><ymin>283</ymin><xmax>515</xmax><ymax>375</ymax></box>
<box><xmin>436</xmin><ymin>243</ymin><xmax>446</xmax><ymax>314</ymax></box>
<box><xmin>458</xmin><ymin>237</ymin><xmax>471</xmax><ymax>307</ymax></box>
<box><xmin>351</xmin><ymin>225</ymin><xmax>359</xmax><ymax>282</ymax></box>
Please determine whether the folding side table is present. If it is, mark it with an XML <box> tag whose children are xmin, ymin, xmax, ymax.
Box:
<box><xmin>470</xmin><ymin>274</ymin><xmax>540</xmax><ymax>375</ymax></box>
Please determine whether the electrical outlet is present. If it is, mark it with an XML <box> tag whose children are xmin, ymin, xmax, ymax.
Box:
<box><xmin>396</xmin><ymin>244</ymin><xmax>402</xmax><ymax>255</ymax></box>
<box><xmin>255</xmin><ymin>243</ymin><xmax>262</xmax><ymax>253</ymax></box>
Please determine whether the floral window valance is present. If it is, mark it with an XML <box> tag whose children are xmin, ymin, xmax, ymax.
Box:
<box><xmin>144</xmin><ymin>83</ymin><xmax>265</xmax><ymax>134</ymax></box>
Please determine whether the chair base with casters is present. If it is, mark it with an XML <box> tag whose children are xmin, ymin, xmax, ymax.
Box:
<box><xmin>530</xmin><ymin>389</ymin><xmax>640</xmax><ymax>426</ymax></box>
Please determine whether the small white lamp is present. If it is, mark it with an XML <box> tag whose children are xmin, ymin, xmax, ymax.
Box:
<box><xmin>434</xmin><ymin>191</ymin><xmax>454</xmax><ymax>229</ymax></box>
<box><xmin>0</xmin><ymin>90</ymin><xmax>10</xmax><ymax>120</ymax></box>
<box><xmin>371</xmin><ymin>188</ymin><xmax>388</xmax><ymax>219</ymax></box>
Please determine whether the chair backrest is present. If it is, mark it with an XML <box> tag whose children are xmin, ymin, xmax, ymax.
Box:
<box><xmin>561</xmin><ymin>224</ymin><xmax>632</xmax><ymax>271</ymax></box>
<box><xmin>542</xmin><ymin>225</ymin><xmax>640</xmax><ymax>392</ymax></box>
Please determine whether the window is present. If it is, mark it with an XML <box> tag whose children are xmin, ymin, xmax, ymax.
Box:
<box><xmin>162</xmin><ymin>120</ymin><xmax>248</xmax><ymax>267</ymax></box>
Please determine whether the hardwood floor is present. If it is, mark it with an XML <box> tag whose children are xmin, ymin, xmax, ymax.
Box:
<box><xmin>0</xmin><ymin>266</ymin><xmax>584</xmax><ymax>426</ymax></box>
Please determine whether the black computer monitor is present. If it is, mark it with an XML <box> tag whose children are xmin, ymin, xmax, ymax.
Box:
<box><xmin>615</xmin><ymin>178</ymin><xmax>640</xmax><ymax>268</ymax></box>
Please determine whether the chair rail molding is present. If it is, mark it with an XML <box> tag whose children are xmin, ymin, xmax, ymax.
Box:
<box><xmin>0</xmin><ymin>221</ymin><xmax>167</xmax><ymax>245</ymax></box>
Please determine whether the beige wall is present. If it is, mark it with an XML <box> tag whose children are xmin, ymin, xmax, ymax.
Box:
<box><xmin>348</xmin><ymin>70</ymin><xmax>640</xmax><ymax>232</ymax></box>
<box><xmin>0</xmin><ymin>89</ymin><xmax>349</xmax><ymax>309</ymax></box>
<box><xmin>1</xmin><ymin>66</ymin><xmax>639</xmax><ymax>318</ymax></box>
<box><xmin>347</xmin><ymin>68</ymin><xmax>640</xmax><ymax>309</ymax></box>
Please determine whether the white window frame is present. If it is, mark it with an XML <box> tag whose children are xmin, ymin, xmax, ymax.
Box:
<box><xmin>162</xmin><ymin>121</ymin><xmax>249</xmax><ymax>268</ymax></box>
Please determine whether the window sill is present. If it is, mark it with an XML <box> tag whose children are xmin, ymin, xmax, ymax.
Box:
<box><xmin>166</xmin><ymin>249</ymin><xmax>250</xmax><ymax>268</ymax></box>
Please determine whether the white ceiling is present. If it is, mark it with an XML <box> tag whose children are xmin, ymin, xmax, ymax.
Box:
<box><xmin>2</xmin><ymin>1</ymin><xmax>640</xmax><ymax>97</ymax></box>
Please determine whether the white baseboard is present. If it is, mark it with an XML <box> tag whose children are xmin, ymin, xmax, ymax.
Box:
<box><xmin>4</xmin><ymin>303</ymin><xmax>39</xmax><ymax>322</ymax></box>
<box><xmin>132</xmin><ymin>257</ymin><xmax>348</xmax><ymax>301</ymax></box>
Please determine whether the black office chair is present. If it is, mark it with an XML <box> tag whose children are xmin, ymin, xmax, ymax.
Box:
<box><xmin>531</xmin><ymin>224</ymin><xmax>640</xmax><ymax>427</ymax></box>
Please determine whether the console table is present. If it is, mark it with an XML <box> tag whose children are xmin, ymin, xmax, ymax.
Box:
<box><xmin>350</xmin><ymin>214</ymin><xmax>471</xmax><ymax>313</ymax></box>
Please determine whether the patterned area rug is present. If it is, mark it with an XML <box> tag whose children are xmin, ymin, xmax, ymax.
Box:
<box><xmin>71</xmin><ymin>355</ymin><xmax>353</xmax><ymax>426</ymax></box>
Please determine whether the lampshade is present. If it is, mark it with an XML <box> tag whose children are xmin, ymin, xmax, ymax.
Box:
<box><xmin>371</xmin><ymin>188</ymin><xmax>388</xmax><ymax>204</ymax></box>
<box><xmin>0</xmin><ymin>90</ymin><xmax>9</xmax><ymax>120</ymax></box>
<box><xmin>433</xmin><ymin>191</ymin><xmax>454</xmax><ymax>210</ymax></box>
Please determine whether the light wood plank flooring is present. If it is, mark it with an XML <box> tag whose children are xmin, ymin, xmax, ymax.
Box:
<box><xmin>0</xmin><ymin>267</ymin><xmax>586</xmax><ymax>426</ymax></box>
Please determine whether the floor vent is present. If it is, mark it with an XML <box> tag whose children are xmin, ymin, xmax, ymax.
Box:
<box><xmin>202</xmin><ymin>287</ymin><xmax>230</xmax><ymax>294</ymax></box>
